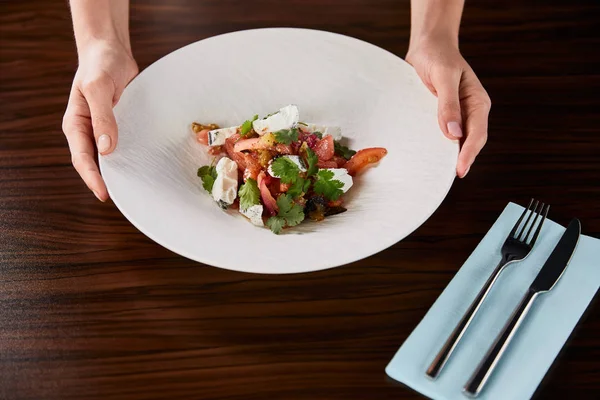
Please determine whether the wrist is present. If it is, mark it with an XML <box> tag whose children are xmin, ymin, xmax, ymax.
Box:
<box><xmin>410</xmin><ymin>23</ymin><xmax>459</xmax><ymax>49</ymax></box>
<box><xmin>409</xmin><ymin>0</ymin><xmax>463</xmax><ymax>53</ymax></box>
<box><xmin>408</xmin><ymin>31</ymin><xmax>459</xmax><ymax>56</ymax></box>
<box><xmin>70</xmin><ymin>0</ymin><xmax>131</xmax><ymax>56</ymax></box>
<box><xmin>76</xmin><ymin>35</ymin><xmax>132</xmax><ymax>59</ymax></box>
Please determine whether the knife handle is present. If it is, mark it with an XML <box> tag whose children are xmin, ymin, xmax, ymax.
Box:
<box><xmin>426</xmin><ymin>258</ymin><xmax>510</xmax><ymax>379</ymax></box>
<box><xmin>464</xmin><ymin>287</ymin><xmax>538</xmax><ymax>397</ymax></box>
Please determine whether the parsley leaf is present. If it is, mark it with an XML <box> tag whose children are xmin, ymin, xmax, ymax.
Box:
<box><xmin>313</xmin><ymin>131</ymin><xmax>323</xmax><ymax>139</ymax></box>
<box><xmin>270</xmin><ymin>157</ymin><xmax>301</xmax><ymax>184</ymax></box>
<box><xmin>334</xmin><ymin>140</ymin><xmax>357</xmax><ymax>160</ymax></box>
<box><xmin>273</xmin><ymin>127</ymin><xmax>299</xmax><ymax>144</ymax></box>
<box><xmin>240</xmin><ymin>114</ymin><xmax>259</xmax><ymax>137</ymax></box>
<box><xmin>197</xmin><ymin>165</ymin><xmax>218</xmax><ymax>194</ymax></box>
<box><xmin>304</xmin><ymin>147</ymin><xmax>319</xmax><ymax>177</ymax></box>
<box><xmin>238</xmin><ymin>178</ymin><xmax>261</xmax><ymax>210</ymax></box>
<box><xmin>266</xmin><ymin>216</ymin><xmax>285</xmax><ymax>235</ymax></box>
<box><xmin>266</xmin><ymin>194</ymin><xmax>305</xmax><ymax>234</ymax></box>
<box><xmin>313</xmin><ymin>169</ymin><xmax>344</xmax><ymax>201</ymax></box>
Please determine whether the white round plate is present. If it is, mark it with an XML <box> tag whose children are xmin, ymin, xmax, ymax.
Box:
<box><xmin>100</xmin><ymin>28</ymin><xmax>458</xmax><ymax>274</ymax></box>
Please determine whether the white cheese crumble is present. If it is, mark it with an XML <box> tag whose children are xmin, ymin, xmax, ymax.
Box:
<box><xmin>240</xmin><ymin>204</ymin><xmax>264</xmax><ymax>226</ymax></box>
<box><xmin>252</xmin><ymin>104</ymin><xmax>299</xmax><ymax>135</ymax></box>
<box><xmin>208</xmin><ymin>126</ymin><xmax>238</xmax><ymax>146</ymax></box>
<box><xmin>299</xmin><ymin>123</ymin><xmax>342</xmax><ymax>141</ymax></box>
<box><xmin>212</xmin><ymin>157</ymin><xmax>238</xmax><ymax>205</ymax></box>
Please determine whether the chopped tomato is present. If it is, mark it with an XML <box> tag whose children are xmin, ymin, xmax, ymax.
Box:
<box><xmin>275</xmin><ymin>143</ymin><xmax>293</xmax><ymax>154</ymax></box>
<box><xmin>242</xmin><ymin>154</ymin><xmax>262</xmax><ymax>181</ymax></box>
<box><xmin>314</xmin><ymin>135</ymin><xmax>335</xmax><ymax>161</ymax></box>
<box><xmin>196</xmin><ymin>128</ymin><xmax>210</xmax><ymax>145</ymax></box>
<box><xmin>224</xmin><ymin>134</ymin><xmax>247</xmax><ymax>170</ymax></box>
<box><xmin>208</xmin><ymin>146</ymin><xmax>224</xmax><ymax>156</ymax></box>
<box><xmin>332</xmin><ymin>155</ymin><xmax>347</xmax><ymax>168</ymax></box>
<box><xmin>245</xmin><ymin>153</ymin><xmax>262</xmax><ymax>170</ymax></box>
<box><xmin>345</xmin><ymin>147</ymin><xmax>388</xmax><ymax>176</ymax></box>
<box><xmin>328</xmin><ymin>198</ymin><xmax>343</xmax><ymax>207</ymax></box>
<box><xmin>269</xmin><ymin>178</ymin><xmax>283</xmax><ymax>195</ymax></box>
<box><xmin>234</xmin><ymin>138</ymin><xmax>261</xmax><ymax>152</ymax></box>
<box><xmin>257</xmin><ymin>171</ymin><xmax>278</xmax><ymax>216</ymax></box>
<box><xmin>243</xmin><ymin>166</ymin><xmax>259</xmax><ymax>181</ymax></box>
<box><xmin>233</xmin><ymin>133</ymin><xmax>278</xmax><ymax>153</ymax></box>
<box><xmin>317</xmin><ymin>160</ymin><xmax>338</xmax><ymax>168</ymax></box>
<box><xmin>279</xmin><ymin>181</ymin><xmax>291</xmax><ymax>193</ymax></box>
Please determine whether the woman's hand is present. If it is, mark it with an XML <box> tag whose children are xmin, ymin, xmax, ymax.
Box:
<box><xmin>406</xmin><ymin>38</ymin><xmax>491</xmax><ymax>178</ymax></box>
<box><xmin>62</xmin><ymin>39</ymin><xmax>138</xmax><ymax>201</ymax></box>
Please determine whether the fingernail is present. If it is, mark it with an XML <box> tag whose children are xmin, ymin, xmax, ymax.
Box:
<box><xmin>447</xmin><ymin>121</ymin><xmax>463</xmax><ymax>138</ymax></box>
<box><xmin>463</xmin><ymin>166</ymin><xmax>471</xmax><ymax>177</ymax></box>
<box><xmin>97</xmin><ymin>134</ymin><xmax>112</xmax><ymax>154</ymax></box>
<box><xmin>92</xmin><ymin>190</ymin><xmax>105</xmax><ymax>202</ymax></box>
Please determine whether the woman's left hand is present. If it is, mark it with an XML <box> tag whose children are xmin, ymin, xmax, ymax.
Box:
<box><xmin>406</xmin><ymin>38</ymin><xmax>491</xmax><ymax>178</ymax></box>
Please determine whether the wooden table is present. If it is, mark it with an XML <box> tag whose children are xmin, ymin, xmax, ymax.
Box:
<box><xmin>1</xmin><ymin>1</ymin><xmax>599</xmax><ymax>399</ymax></box>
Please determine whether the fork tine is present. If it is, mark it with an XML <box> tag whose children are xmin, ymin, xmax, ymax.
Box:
<box><xmin>529</xmin><ymin>204</ymin><xmax>550</xmax><ymax>246</ymax></box>
<box><xmin>510</xmin><ymin>198</ymin><xmax>534</xmax><ymax>238</ymax></box>
<box><xmin>517</xmin><ymin>199</ymin><xmax>539</xmax><ymax>240</ymax></box>
<box><xmin>523</xmin><ymin>202</ymin><xmax>544</xmax><ymax>243</ymax></box>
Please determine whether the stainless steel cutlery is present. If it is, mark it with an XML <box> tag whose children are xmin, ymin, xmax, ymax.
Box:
<box><xmin>426</xmin><ymin>199</ymin><xmax>550</xmax><ymax>379</ymax></box>
<box><xmin>464</xmin><ymin>218</ymin><xmax>581</xmax><ymax>397</ymax></box>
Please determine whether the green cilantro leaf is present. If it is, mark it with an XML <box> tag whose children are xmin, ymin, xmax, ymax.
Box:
<box><xmin>287</xmin><ymin>177</ymin><xmax>311</xmax><ymax>198</ymax></box>
<box><xmin>270</xmin><ymin>157</ymin><xmax>301</xmax><ymax>184</ymax></box>
<box><xmin>313</xmin><ymin>169</ymin><xmax>344</xmax><ymax>201</ymax></box>
<box><xmin>238</xmin><ymin>178</ymin><xmax>261</xmax><ymax>210</ymax></box>
<box><xmin>266</xmin><ymin>216</ymin><xmax>285</xmax><ymax>235</ymax></box>
<box><xmin>266</xmin><ymin>194</ymin><xmax>305</xmax><ymax>234</ymax></box>
<box><xmin>303</xmin><ymin>179</ymin><xmax>311</xmax><ymax>193</ymax></box>
<box><xmin>334</xmin><ymin>140</ymin><xmax>357</xmax><ymax>160</ymax></box>
<box><xmin>240</xmin><ymin>114</ymin><xmax>259</xmax><ymax>137</ymax></box>
<box><xmin>197</xmin><ymin>165</ymin><xmax>218</xmax><ymax>194</ymax></box>
<box><xmin>277</xmin><ymin>195</ymin><xmax>304</xmax><ymax>226</ymax></box>
<box><xmin>313</xmin><ymin>131</ymin><xmax>323</xmax><ymax>139</ymax></box>
<box><xmin>277</xmin><ymin>194</ymin><xmax>305</xmax><ymax>226</ymax></box>
<box><xmin>273</xmin><ymin>127</ymin><xmax>299</xmax><ymax>145</ymax></box>
<box><xmin>305</xmin><ymin>147</ymin><xmax>319</xmax><ymax>177</ymax></box>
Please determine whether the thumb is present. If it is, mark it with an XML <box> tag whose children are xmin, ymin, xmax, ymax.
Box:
<box><xmin>432</xmin><ymin>69</ymin><xmax>463</xmax><ymax>140</ymax></box>
<box><xmin>81</xmin><ymin>75</ymin><xmax>118</xmax><ymax>155</ymax></box>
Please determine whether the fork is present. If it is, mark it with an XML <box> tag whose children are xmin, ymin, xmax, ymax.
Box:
<box><xmin>426</xmin><ymin>199</ymin><xmax>550</xmax><ymax>379</ymax></box>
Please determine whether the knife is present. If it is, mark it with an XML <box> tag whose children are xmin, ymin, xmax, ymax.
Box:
<box><xmin>463</xmin><ymin>218</ymin><xmax>581</xmax><ymax>397</ymax></box>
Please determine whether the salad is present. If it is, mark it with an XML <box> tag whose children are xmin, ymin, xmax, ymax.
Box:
<box><xmin>191</xmin><ymin>105</ymin><xmax>387</xmax><ymax>234</ymax></box>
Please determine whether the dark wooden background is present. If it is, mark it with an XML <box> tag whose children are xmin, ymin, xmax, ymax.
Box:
<box><xmin>1</xmin><ymin>0</ymin><xmax>599</xmax><ymax>399</ymax></box>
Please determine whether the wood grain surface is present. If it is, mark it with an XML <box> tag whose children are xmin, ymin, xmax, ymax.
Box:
<box><xmin>1</xmin><ymin>0</ymin><xmax>599</xmax><ymax>399</ymax></box>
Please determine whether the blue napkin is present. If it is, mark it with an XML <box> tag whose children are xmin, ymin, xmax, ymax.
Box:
<box><xmin>385</xmin><ymin>202</ymin><xmax>600</xmax><ymax>400</ymax></box>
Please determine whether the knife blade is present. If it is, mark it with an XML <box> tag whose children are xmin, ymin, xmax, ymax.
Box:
<box><xmin>530</xmin><ymin>218</ymin><xmax>581</xmax><ymax>292</ymax></box>
<box><xmin>464</xmin><ymin>218</ymin><xmax>581</xmax><ymax>397</ymax></box>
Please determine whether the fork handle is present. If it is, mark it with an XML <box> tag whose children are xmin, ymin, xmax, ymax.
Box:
<box><xmin>464</xmin><ymin>288</ymin><xmax>538</xmax><ymax>397</ymax></box>
<box><xmin>426</xmin><ymin>257</ymin><xmax>510</xmax><ymax>379</ymax></box>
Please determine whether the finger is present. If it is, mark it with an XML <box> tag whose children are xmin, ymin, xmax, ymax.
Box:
<box><xmin>63</xmin><ymin>89</ymin><xmax>109</xmax><ymax>201</ymax></box>
<box><xmin>81</xmin><ymin>75</ymin><xmax>118</xmax><ymax>155</ymax></box>
<box><xmin>431</xmin><ymin>67</ymin><xmax>464</xmax><ymax>140</ymax></box>
<box><xmin>457</xmin><ymin>86</ymin><xmax>491</xmax><ymax>178</ymax></box>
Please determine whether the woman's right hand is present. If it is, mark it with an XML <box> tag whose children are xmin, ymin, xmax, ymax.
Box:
<box><xmin>62</xmin><ymin>39</ymin><xmax>138</xmax><ymax>201</ymax></box>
